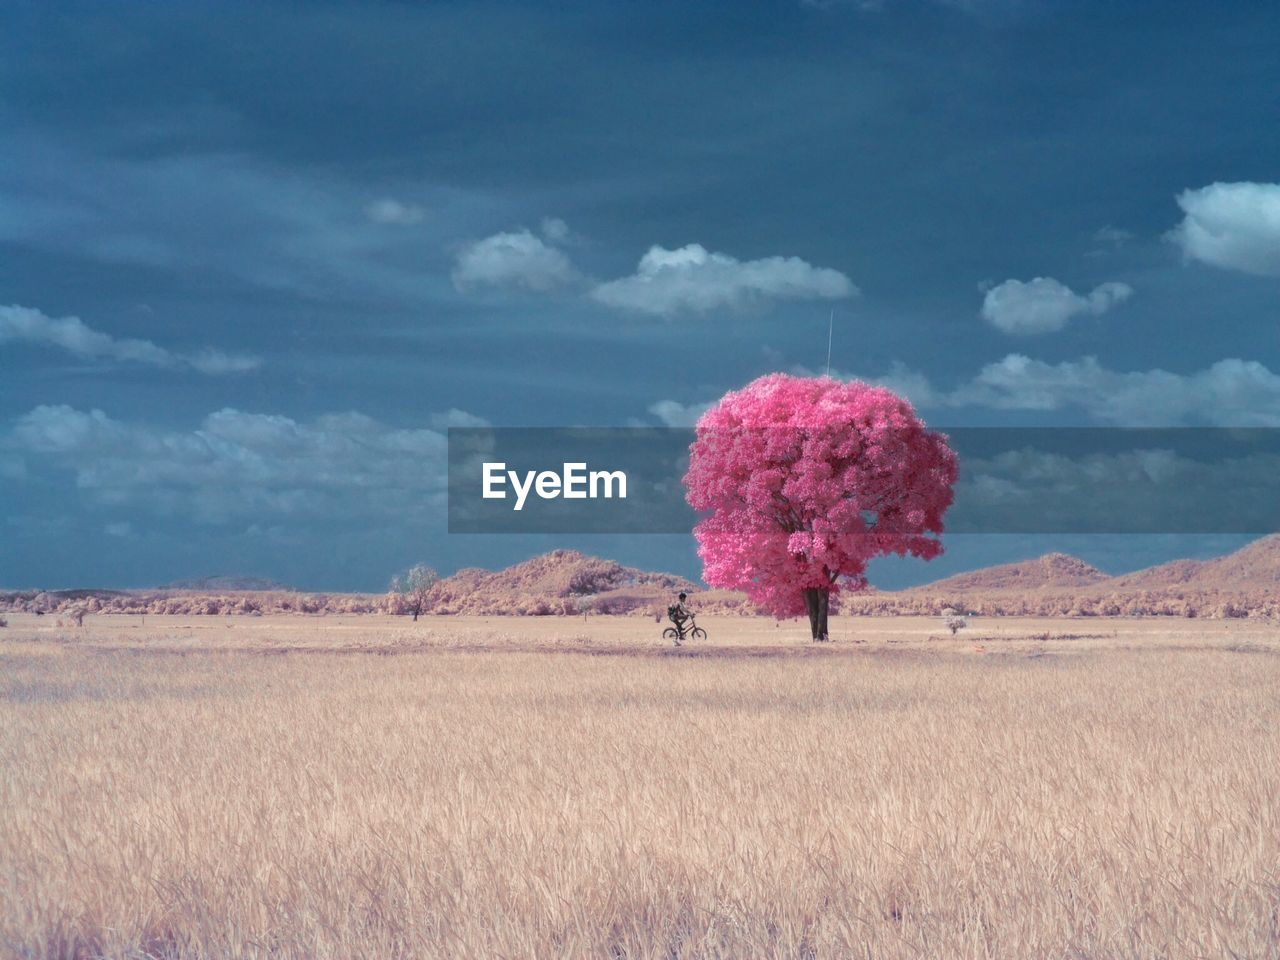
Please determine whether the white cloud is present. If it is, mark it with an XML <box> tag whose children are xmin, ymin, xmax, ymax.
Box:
<box><xmin>648</xmin><ymin>399</ymin><xmax>714</xmax><ymax>427</ymax></box>
<box><xmin>364</xmin><ymin>198</ymin><xmax>426</xmax><ymax>225</ymax></box>
<box><xmin>980</xmin><ymin>277</ymin><xmax>1132</xmax><ymax>335</ymax></box>
<box><xmin>6</xmin><ymin>404</ymin><xmax>481</xmax><ymax>524</ymax></box>
<box><xmin>591</xmin><ymin>244</ymin><xmax>857</xmax><ymax>316</ymax></box>
<box><xmin>428</xmin><ymin>408</ymin><xmax>492</xmax><ymax>430</ymax></box>
<box><xmin>104</xmin><ymin>521</ymin><xmax>135</xmax><ymax>538</ymax></box>
<box><xmin>1170</xmin><ymin>181</ymin><xmax>1280</xmax><ymax>277</ymax></box>
<box><xmin>452</xmin><ymin>229</ymin><xmax>577</xmax><ymax>292</ymax></box>
<box><xmin>0</xmin><ymin>304</ymin><xmax>261</xmax><ymax>374</ymax></box>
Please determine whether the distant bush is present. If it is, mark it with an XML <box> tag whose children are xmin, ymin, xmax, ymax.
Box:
<box><xmin>389</xmin><ymin>564</ymin><xmax>440</xmax><ymax>621</ymax></box>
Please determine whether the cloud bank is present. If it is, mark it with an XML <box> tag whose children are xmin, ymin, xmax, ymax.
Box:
<box><xmin>5</xmin><ymin>405</ymin><xmax>484</xmax><ymax>525</ymax></box>
<box><xmin>662</xmin><ymin>354</ymin><xmax>1280</xmax><ymax>428</ymax></box>
<box><xmin>949</xmin><ymin>354</ymin><xmax>1280</xmax><ymax>425</ymax></box>
<box><xmin>1</xmin><ymin>141</ymin><xmax>486</xmax><ymax>304</ymax></box>
<box><xmin>0</xmin><ymin>304</ymin><xmax>261</xmax><ymax>374</ymax></box>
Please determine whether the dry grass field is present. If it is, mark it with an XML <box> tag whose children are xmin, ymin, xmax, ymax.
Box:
<box><xmin>3</xmin><ymin>613</ymin><xmax>1279</xmax><ymax>959</ymax></box>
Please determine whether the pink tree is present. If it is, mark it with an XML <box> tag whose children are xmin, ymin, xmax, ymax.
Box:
<box><xmin>684</xmin><ymin>373</ymin><xmax>957</xmax><ymax>640</ymax></box>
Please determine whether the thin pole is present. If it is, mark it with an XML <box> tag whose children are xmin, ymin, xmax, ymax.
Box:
<box><xmin>825</xmin><ymin>308</ymin><xmax>834</xmax><ymax>378</ymax></box>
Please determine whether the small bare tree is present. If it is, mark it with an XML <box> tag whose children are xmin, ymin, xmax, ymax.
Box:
<box><xmin>390</xmin><ymin>564</ymin><xmax>439</xmax><ymax>622</ymax></box>
<box><xmin>943</xmin><ymin>609</ymin><xmax>967</xmax><ymax>636</ymax></box>
<box><xmin>68</xmin><ymin>605</ymin><xmax>87</xmax><ymax>627</ymax></box>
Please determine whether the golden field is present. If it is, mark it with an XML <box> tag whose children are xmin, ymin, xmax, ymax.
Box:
<box><xmin>2</xmin><ymin>613</ymin><xmax>1279</xmax><ymax>959</ymax></box>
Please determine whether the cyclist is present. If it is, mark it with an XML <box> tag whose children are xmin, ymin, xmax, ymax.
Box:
<box><xmin>668</xmin><ymin>592</ymin><xmax>694</xmax><ymax>643</ymax></box>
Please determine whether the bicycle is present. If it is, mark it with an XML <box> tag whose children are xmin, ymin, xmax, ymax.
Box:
<box><xmin>663</xmin><ymin>616</ymin><xmax>707</xmax><ymax>644</ymax></box>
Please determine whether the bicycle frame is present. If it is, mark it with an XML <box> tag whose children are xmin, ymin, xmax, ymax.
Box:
<box><xmin>670</xmin><ymin>616</ymin><xmax>696</xmax><ymax>639</ymax></box>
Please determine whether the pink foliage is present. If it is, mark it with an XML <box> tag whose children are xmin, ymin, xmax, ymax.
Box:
<box><xmin>684</xmin><ymin>373</ymin><xmax>958</xmax><ymax>618</ymax></box>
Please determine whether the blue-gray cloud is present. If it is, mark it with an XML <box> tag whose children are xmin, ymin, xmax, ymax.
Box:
<box><xmin>0</xmin><ymin>304</ymin><xmax>260</xmax><ymax>374</ymax></box>
<box><xmin>0</xmin><ymin>140</ymin><xmax>484</xmax><ymax>303</ymax></box>
<box><xmin>948</xmin><ymin>355</ymin><xmax>1280</xmax><ymax>425</ymax></box>
<box><xmin>364</xmin><ymin>198</ymin><xmax>427</xmax><ymax>225</ymax></box>
<box><xmin>6</xmin><ymin>404</ymin><xmax>484</xmax><ymax>526</ymax></box>
<box><xmin>662</xmin><ymin>354</ymin><xmax>1280</xmax><ymax>427</ymax></box>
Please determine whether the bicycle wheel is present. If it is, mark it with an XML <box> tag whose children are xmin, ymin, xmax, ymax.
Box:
<box><xmin>662</xmin><ymin>627</ymin><xmax>680</xmax><ymax>640</ymax></box>
<box><xmin>690</xmin><ymin>626</ymin><xmax>707</xmax><ymax>641</ymax></box>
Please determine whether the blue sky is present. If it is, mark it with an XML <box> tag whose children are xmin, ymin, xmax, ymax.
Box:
<box><xmin>2</xmin><ymin>1</ymin><xmax>1278</xmax><ymax>590</ymax></box>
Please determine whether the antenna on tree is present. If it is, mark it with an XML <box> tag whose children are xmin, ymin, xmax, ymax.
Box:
<box><xmin>825</xmin><ymin>308</ymin><xmax>834</xmax><ymax>378</ymax></box>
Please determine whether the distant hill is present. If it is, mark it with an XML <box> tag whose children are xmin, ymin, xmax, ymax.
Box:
<box><xmin>914</xmin><ymin>553</ymin><xmax>1109</xmax><ymax>593</ymax></box>
<box><xmin>429</xmin><ymin>549</ymin><xmax>701</xmax><ymax>615</ymax></box>
<box><xmin>845</xmin><ymin>535</ymin><xmax>1280</xmax><ymax>618</ymax></box>
<box><xmin>161</xmin><ymin>575</ymin><xmax>292</xmax><ymax>592</ymax></box>
<box><xmin>1109</xmin><ymin>534</ymin><xmax>1280</xmax><ymax>590</ymax></box>
<box><xmin>1106</xmin><ymin>559</ymin><xmax>1206</xmax><ymax>589</ymax></box>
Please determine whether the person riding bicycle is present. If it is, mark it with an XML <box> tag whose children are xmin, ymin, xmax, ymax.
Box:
<box><xmin>663</xmin><ymin>593</ymin><xmax>706</xmax><ymax>646</ymax></box>
<box><xmin>668</xmin><ymin>592</ymin><xmax>694</xmax><ymax>639</ymax></box>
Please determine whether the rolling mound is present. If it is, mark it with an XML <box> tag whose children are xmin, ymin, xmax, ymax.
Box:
<box><xmin>858</xmin><ymin>536</ymin><xmax>1280</xmax><ymax>619</ymax></box>
<box><xmin>427</xmin><ymin>550</ymin><xmax>701</xmax><ymax>615</ymax></box>
<box><xmin>1110</xmin><ymin>535</ymin><xmax>1280</xmax><ymax>590</ymax></box>
<box><xmin>1107</xmin><ymin>559</ymin><xmax>1206</xmax><ymax>589</ymax></box>
<box><xmin>914</xmin><ymin>553</ymin><xmax>1109</xmax><ymax>593</ymax></box>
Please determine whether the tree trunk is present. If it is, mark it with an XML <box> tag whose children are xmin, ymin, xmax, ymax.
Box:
<box><xmin>803</xmin><ymin>588</ymin><xmax>830</xmax><ymax>641</ymax></box>
<box><xmin>412</xmin><ymin>607</ymin><xmax>419</xmax><ymax>622</ymax></box>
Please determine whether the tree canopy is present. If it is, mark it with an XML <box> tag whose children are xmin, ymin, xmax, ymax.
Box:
<box><xmin>683</xmin><ymin>374</ymin><xmax>957</xmax><ymax>638</ymax></box>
